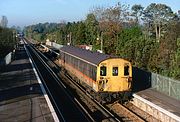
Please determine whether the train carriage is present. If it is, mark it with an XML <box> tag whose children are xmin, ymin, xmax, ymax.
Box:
<box><xmin>59</xmin><ymin>46</ymin><xmax>132</xmax><ymax>102</ymax></box>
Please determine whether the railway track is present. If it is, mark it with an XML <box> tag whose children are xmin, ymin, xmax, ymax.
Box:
<box><xmin>24</xmin><ymin>38</ymin><xmax>148</xmax><ymax>122</ymax></box>
<box><xmin>61</xmin><ymin>65</ymin><xmax>146</xmax><ymax>122</ymax></box>
<box><xmin>32</xmin><ymin>41</ymin><xmax>147</xmax><ymax>122</ymax></box>
<box><xmin>25</xmin><ymin>39</ymin><xmax>123</xmax><ymax>122</ymax></box>
<box><xmin>106</xmin><ymin>102</ymin><xmax>146</xmax><ymax>122</ymax></box>
<box><xmin>25</xmin><ymin>42</ymin><xmax>93</xmax><ymax>122</ymax></box>
<box><xmin>61</xmin><ymin>69</ymin><xmax>121</xmax><ymax>122</ymax></box>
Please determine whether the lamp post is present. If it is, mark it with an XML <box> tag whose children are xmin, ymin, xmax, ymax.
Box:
<box><xmin>97</xmin><ymin>35</ymin><xmax>103</xmax><ymax>53</ymax></box>
<box><xmin>67</xmin><ymin>32</ymin><xmax>72</xmax><ymax>45</ymax></box>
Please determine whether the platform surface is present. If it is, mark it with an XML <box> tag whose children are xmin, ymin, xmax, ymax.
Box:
<box><xmin>0</xmin><ymin>44</ymin><xmax>54</xmax><ymax>122</ymax></box>
<box><xmin>136</xmin><ymin>88</ymin><xmax>180</xmax><ymax>117</ymax></box>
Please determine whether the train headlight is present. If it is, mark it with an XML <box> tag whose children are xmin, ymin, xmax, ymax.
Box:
<box><xmin>100</xmin><ymin>77</ymin><xmax>104</xmax><ymax>79</ymax></box>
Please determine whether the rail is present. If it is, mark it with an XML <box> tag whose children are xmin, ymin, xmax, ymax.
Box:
<box><xmin>25</xmin><ymin>41</ymin><xmax>93</xmax><ymax>122</ymax></box>
<box><xmin>36</xmin><ymin>42</ymin><xmax>147</xmax><ymax>122</ymax></box>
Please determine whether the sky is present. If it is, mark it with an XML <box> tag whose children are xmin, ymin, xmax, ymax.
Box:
<box><xmin>0</xmin><ymin>0</ymin><xmax>179</xmax><ymax>28</ymax></box>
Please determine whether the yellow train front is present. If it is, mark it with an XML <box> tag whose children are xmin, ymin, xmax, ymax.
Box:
<box><xmin>59</xmin><ymin>46</ymin><xmax>132</xmax><ymax>102</ymax></box>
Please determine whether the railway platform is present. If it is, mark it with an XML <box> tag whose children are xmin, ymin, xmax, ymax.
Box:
<box><xmin>0</xmin><ymin>44</ymin><xmax>57</xmax><ymax>122</ymax></box>
<box><xmin>132</xmin><ymin>88</ymin><xmax>180</xmax><ymax>122</ymax></box>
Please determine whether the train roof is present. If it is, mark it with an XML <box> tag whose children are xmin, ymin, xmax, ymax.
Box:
<box><xmin>60</xmin><ymin>46</ymin><xmax>117</xmax><ymax>66</ymax></box>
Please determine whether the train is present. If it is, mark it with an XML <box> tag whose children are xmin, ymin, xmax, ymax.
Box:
<box><xmin>58</xmin><ymin>46</ymin><xmax>132</xmax><ymax>103</ymax></box>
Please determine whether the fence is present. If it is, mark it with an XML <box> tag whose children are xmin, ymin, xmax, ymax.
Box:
<box><xmin>0</xmin><ymin>52</ymin><xmax>12</xmax><ymax>66</ymax></box>
<box><xmin>151</xmin><ymin>73</ymin><xmax>180</xmax><ymax>100</ymax></box>
<box><xmin>5</xmin><ymin>52</ymin><xmax>12</xmax><ymax>65</ymax></box>
<box><xmin>132</xmin><ymin>67</ymin><xmax>180</xmax><ymax>100</ymax></box>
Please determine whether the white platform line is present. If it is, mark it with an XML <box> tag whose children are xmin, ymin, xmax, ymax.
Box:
<box><xmin>133</xmin><ymin>94</ymin><xmax>180</xmax><ymax>122</ymax></box>
<box><xmin>24</xmin><ymin>44</ymin><xmax>59</xmax><ymax>122</ymax></box>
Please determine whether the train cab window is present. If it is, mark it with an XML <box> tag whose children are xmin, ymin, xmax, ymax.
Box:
<box><xmin>124</xmin><ymin>65</ymin><xmax>129</xmax><ymax>76</ymax></box>
<box><xmin>112</xmin><ymin>67</ymin><xmax>118</xmax><ymax>76</ymax></box>
<box><xmin>100</xmin><ymin>66</ymin><xmax>106</xmax><ymax>76</ymax></box>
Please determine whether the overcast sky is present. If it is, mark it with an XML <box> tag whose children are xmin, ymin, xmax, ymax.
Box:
<box><xmin>0</xmin><ymin>0</ymin><xmax>179</xmax><ymax>28</ymax></box>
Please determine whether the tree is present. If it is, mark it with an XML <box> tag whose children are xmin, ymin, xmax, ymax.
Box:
<box><xmin>85</xmin><ymin>13</ymin><xmax>98</xmax><ymax>45</ymax></box>
<box><xmin>75</xmin><ymin>22</ymin><xmax>86</xmax><ymax>45</ymax></box>
<box><xmin>0</xmin><ymin>27</ymin><xmax>16</xmax><ymax>58</ymax></box>
<box><xmin>92</xmin><ymin>2</ymin><xmax>128</xmax><ymax>54</ymax></box>
<box><xmin>0</xmin><ymin>16</ymin><xmax>8</xmax><ymax>28</ymax></box>
<box><xmin>167</xmin><ymin>21</ymin><xmax>180</xmax><ymax>78</ymax></box>
<box><xmin>178</xmin><ymin>10</ymin><xmax>180</xmax><ymax>18</ymax></box>
<box><xmin>143</xmin><ymin>3</ymin><xmax>176</xmax><ymax>41</ymax></box>
<box><xmin>118</xmin><ymin>26</ymin><xmax>143</xmax><ymax>64</ymax></box>
<box><xmin>23</xmin><ymin>22</ymin><xmax>59</xmax><ymax>42</ymax></box>
<box><xmin>131</xmin><ymin>4</ymin><xmax>144</xmax><ymax>24</ymax></box>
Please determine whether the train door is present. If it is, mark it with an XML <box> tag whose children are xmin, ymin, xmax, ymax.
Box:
<box><xmin>121</xmin><ymin>63</ymin><xmax>132</xmax><ymax>90</ymax></box>
<box><xmin>111</xmin><ymin>65</ymin><xmax>122</xmax><ymax>91</ymax></box>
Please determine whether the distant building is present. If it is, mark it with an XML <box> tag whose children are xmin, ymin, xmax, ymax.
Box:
<box><xmin>0</xmin><ymin>16</ymin><xmax>8</xmax><ymax>28</ymax></box>
<box><xmin>77</xmin><ymin>45</ymin><xmax>92</xmax><ymax>51</ymax></box>
<box><xmin>97</xmin><ymin>50</ymin><xmax>103</xmax><ymax>53</ymax></box>
<box><xmin>46</xmin><ymin>39</ymin><xmax>52</xmax><ymax>46</ymax></box>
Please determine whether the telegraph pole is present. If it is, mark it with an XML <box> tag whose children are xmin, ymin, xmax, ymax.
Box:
<box><xmin>100</xmin><ymin>32</ymin><xmax>103</xmax><ymax>53</ymax></box>
<box><xmin>69</xmin><ymin>32</ymin><xmax>72</xmax><ymax>45</ymax></box>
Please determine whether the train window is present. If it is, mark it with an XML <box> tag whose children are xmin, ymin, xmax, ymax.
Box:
<box><xmin>93</xmin><ymin>68</ymin><xmax>97</xmax><ymax>81</ymax></box>
<box><xmin>66</xmin><ymin>54</ymin><xmax>69</xmax><ymax>63</ymax></box>
<box><xmin>69</xmin><ymin>55</ymin><xmax>72</xmax><ymax>64</ymax></box>
<box><xmin>80</xmin><ymin>60</ymin><xmax>82</xmax><ymax>71</ymax></box>
<box><xmin>112</xmin><ymin>67</ymin><xmax>118</xmax><ymax>76</ymax></box>
<box><xmin>78</xmin><ymin>59</ymin><xmax>80</xmax><ymax>71</ymax></box>
<box><xmin>74</xmin><ymin>58</ymin><xmax>77</xmax><ymax>68</ymax></box>
<box><xmin>62</xmin><ymin>53</ymin><xmax>65</xmax><ymax>63</ymax></box>
<box><xmin>87</xmin><ymin>64</ymin><xmax>90</xmax><ymax>76</ymax></box>
<box><xmin>124</xmin><ymin>65</ymin><xmax>129</xmax><ymax>76</ymax></box>
<box><xmin>100</xmin><ymin>66</ymin><xmax>106</xmax><ymax>76</ymax></box>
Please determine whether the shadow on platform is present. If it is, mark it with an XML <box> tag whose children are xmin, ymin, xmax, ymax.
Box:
<box><xmin>0</xmin><ymin>70</ymin><xmax>37</xmax><ymax>91</ymax></box>
<box><xmin>0</xmin><ymin>62</ymin><xmax>32</xmax><ymax>73</ymax></box>
<box><xmin>0</xmin><ymin>83</ymin><xmax>43</xmax><ymax>103</ymax></box>
<box><xmin>132</xmin><ymin>67</ymin><xmax>151</xmax><ymax>93</ymax></box>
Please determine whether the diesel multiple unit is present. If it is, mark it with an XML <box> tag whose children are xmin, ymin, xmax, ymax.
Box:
<box><xmin>59</xmin><ymin>46</ymin><xmax>132</xmax><ymax>102</ymax></box>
